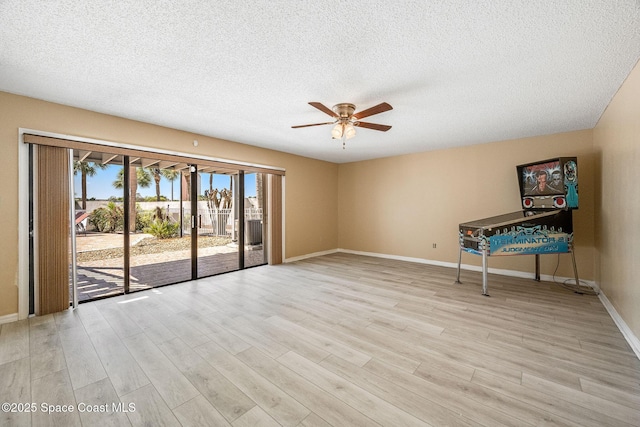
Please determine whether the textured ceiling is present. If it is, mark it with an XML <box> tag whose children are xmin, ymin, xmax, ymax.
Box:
<box><xmin>1</xmin><ymin>1</ymin><xmax>639</xmax><ymax>163</ymax></box>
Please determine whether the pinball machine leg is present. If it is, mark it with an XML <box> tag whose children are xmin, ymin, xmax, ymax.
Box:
<box><xmin>570</xmin><ymin>248</ymin><xmax>580</xmax><ymax>286</ymax></box>
<box><xmin>454</xmin><ymin>247</ymin><xmax>463</xmax><ymax>284</ymax></box>
<box><xmin>535</xmin><ymin>254</ymin><xmax>541</xmax><ymax>281</ymax></box>
<box><xmin>482</xmin><ymin>248</ymin><xmax>489</xmax><ymax>296</ymax></box>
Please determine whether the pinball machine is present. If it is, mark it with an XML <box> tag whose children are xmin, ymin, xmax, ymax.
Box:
<box><xmin>455</xmin><ymin>157</ymin><xmax>579</xmax><ymax>296</ymax></box>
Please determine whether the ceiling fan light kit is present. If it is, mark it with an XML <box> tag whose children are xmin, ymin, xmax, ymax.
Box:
<box><xmin>292</xmin><ymin>101</ymin><xmax>392</xmax><ymax>149</ymax></box>
<box><xmin>331</xmin><ymin>123</ymin><xmax>344</xmax><ymax>139</ymax></box>
<box><xmin>332</xmin><ymin>122</ymin><xmax>356</xmax><ymax>139</ymax></box>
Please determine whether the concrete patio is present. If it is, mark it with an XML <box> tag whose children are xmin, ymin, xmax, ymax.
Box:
<box><xmin>73</xmin><ymin>233</ymin><xmax>265</xmax><ymax>302</ymax></box>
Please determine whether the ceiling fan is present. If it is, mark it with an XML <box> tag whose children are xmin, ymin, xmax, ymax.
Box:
<box><xmin>292</xmin><ymin>102</ymin><xmax>393</xmax><ymax>149</ymax></box>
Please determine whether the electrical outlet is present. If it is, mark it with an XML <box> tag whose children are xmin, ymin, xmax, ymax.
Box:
<box><xmin>432</xmin><ymin>243</ymin><xmax>437</xmax><ymax>248</ymax></box>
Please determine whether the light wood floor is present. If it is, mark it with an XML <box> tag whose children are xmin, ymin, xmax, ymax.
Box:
<box><xmin>1</xmin><ymin>253</ymin><xmax>639</xmax><ymax>426</ymax></box>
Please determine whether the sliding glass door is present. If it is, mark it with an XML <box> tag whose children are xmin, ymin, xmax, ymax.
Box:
<box><xmin>72</xmin><ymin>155</ymin><xmax>126</xmax><ymax>302</ymax></box>
<box><xmin>128</xmin><ymin>162</ymin><xmax>192</xmax><ymax>292</ymax></box>
<box><xmin>196</xmin><ymin>170</ymin><xmax>240</xmax><ymax>277</ymax></box>
<box><xmin>26</xmin><ymin>135</ymin><xmax>282</xmax><ymax>309</ymax></box>
<box><xmin>244</xmin><ymin>172</ymin><xmax>267</xmax><ymax>268</ymax></box>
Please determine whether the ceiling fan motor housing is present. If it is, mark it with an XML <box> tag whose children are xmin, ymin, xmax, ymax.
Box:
<box><xmin>333</xmin><ymin>103</ymin><xmax>356</xmax><ymax>118</ymax></box>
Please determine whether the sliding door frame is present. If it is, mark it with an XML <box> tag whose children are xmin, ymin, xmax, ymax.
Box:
<box><xmin>238</xmin><ymin>171</ymin><xmax>245</xmax><ymax>270</ymax></box>
<box><xmin>69</xmin><ymin>149</ymin><xmax>79</xmax><ymax>309</ymax></box>
<box><xmin>190</xmin><ymin>165</ymin><xmax>198</xmax><ymax>278</ymax></box>
<box><xmin>123</xmin><ymin>156</ymin><xmax>131</xmax><ymax>294</ymax></box>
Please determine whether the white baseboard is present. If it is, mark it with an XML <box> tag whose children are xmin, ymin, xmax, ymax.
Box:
<box><xmin>335</xmin><ymin>248</ymin><xmax>597</xmax><ymax>289</ymax></box>
<box><xmin>598</xmin><ymin>292</ymin><xmax>640</xmax><ymax>361</ymax></box>
<box><xmin>338</xmin><ymin>248</ymin><xmax>457</xmax><ymax>269</ymax></box>
<box><xmin>284</xmin><ymin>249</ymin><xmax>339</xmax><ymax>263</ymax></box>
<box><xmin>0</xmin><ymin>313</ymin><xmax>19</xmax><ymax>325</ymax></box>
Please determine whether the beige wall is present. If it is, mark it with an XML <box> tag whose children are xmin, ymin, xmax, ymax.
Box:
<box><xmin>593</xmin><ymin>60</ymin><xmax>640</xmax><ymax>338</ymax></box>
<box><xmin>338</xmin><ymin>130</ymin><xmax>596</xmax><ymax>281</ymax></box>
<box><xmin>0</xmin><ymin>92</ymin><xmax>339</xmax><ymax>317</ymax></box>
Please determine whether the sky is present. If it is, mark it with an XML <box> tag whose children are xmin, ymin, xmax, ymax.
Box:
<box><xmin>74</xmin><ymin>165</ymin><xmax>257</xmax><ymax>200</ymax></box>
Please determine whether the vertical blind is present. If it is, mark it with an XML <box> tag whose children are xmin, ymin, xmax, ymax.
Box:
<box><xmin>37</xmin><ymin>145</ymin><xmax>70</xmax><ymax>314</ymax></box>
<box><xmin>269</xmin><ymin>174</ymin><xmax>283</xmax><ymax>265</ymax></box>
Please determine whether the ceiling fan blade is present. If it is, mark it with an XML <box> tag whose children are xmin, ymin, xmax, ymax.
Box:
<box><xmin>308</xmin><ymin>102</ymin><xmax>339</xmax><ymax>118</ymax></box>
<box><xmin>354</xmin><ymin>121</ymin><xmax>392</xmax><ymax>132</ymax></box>
<box><xmin>352</xmin><ymin>102</ymin><xmax>393</xmax><ymax>120</ymax></box>
<box><xmin>291</xmin><ymin>121</ymin><xmax>335</xmax><ymax>129</ymax></box>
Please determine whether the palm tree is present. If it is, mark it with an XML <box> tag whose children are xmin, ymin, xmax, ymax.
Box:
<box><xmin>140</xmin><ymin>167</ymin><xmax>181</xmax><ymax>202</ymax></box>
<box><xmin>73</xmin><ymin>161</ymin><xmax>108</xmax><ymax>210</ymax></box>
<box><xmin>162</xmin><ymin>170</ymin><xmax>180</xmax><ymax>201</ymax></box>
<box><xmin>148</xmin><ymin>167</ymin><xmax>163</xmax><ymax>202</ymax></box>
<box><xmin>114</xmin><ymin>167</ymin><xmax>152</xmax><ymax>231</ymax></box>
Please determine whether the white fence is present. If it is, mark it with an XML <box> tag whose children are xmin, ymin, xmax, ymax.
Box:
<box><xmin>198</xmin><ymin>208</ymin><xmax>232</xmax><ymax>235</ymax></box>
<box><xmin>184</xmin><ymin>208</ymin><xmax>263</xmax><ymax>236</ymax></box>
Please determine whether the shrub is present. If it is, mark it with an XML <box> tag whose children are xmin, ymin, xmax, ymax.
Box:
<box><xmin>89</xmin><ymin>202</ymin><xmax>124</xmax><ymax>232</ymax></box>
<box><xmin>136</xmin><ymin>211</ymin><xmax>153</xmax><ymax>232</ymax></box>
<box><xmin>152</xmin><ymin>206</ymin><xmax>168</xmax><ymax>222</ymax></box>
<box><xmin>144</xmin><ymin>219</ymin><xmax>180</xmax><ymax>239</ymax></box>
<box><xmin>89</xmin><ymin>202</ymin><xmax>156</xmax><ymax>233</ymax></box>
